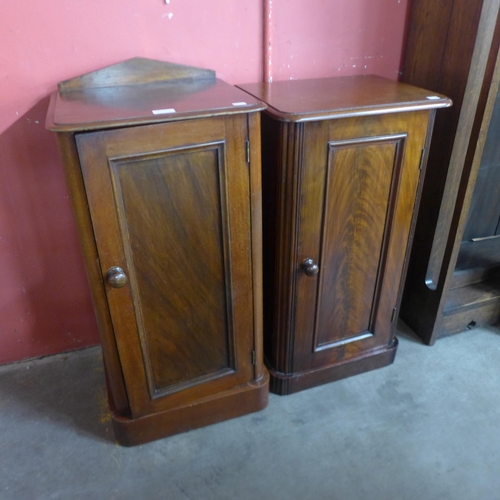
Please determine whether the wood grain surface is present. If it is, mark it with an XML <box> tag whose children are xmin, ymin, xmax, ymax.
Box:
<box><xmin>291</xmin><ymin>112</ymin><xmax>428</xmax><ymax>375</ymax></box>
<box><xmin>76</xmin><ymin>115</ymin><xmax>257</xmax><ymax>418</ymax></box>
<box><xmin>238</xmin><ymin>75</ymin><xmax>450</xmax><ymax>122</ymax></box>
<box><xmin>248</xmin><ymin>73</ymin><xmax>442</xmax><ymax>393</ymax></box>
<box><xmin>400</xmin><ymin>0</ymin><xmax>500</xmax><ymax>343</ymax></box>
<box><xmin>49</xmin><ymin>59</ymin><xmax>269</xmax><ymax>444</ymax></box>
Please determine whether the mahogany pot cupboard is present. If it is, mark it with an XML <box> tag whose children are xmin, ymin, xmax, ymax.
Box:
<box><xmin>400</xmin><ymin>0</ymin><xmax>500</xmax><ymax>344</ymax></box>
<box><xmin>238</xmin><ymin>77</ymin><xmax>450</xmax><ymax>394</ymax></box>
<box><xmin>47</xmin><ymin>58</ymin><xmax>451</xmax><ymax>443</ymax></box>
<box><xmin>46</xmin><ymin>59</ymin><xmax>269</xmax><ymax>445</ymax></box>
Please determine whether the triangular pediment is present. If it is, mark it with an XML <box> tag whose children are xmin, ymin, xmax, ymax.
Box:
<box><xmin>58</xmin><ymin>57</ymin><xmax>216</xmax><ymax>93</ymax></box>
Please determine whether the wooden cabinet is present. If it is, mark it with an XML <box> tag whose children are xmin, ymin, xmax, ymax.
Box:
<box><xmin>400</xmin><ymin>0</ymin><xmax>500</xmax><ymax>344</ymax></box>
<box><xmin>46</xmin><ymin>58</ymin><xmax>269</xmax><ymax>445</ymax></box>
<box><xmin>239</xmin><ymin>76</ymin><xmax>450</xmax><ymax>394</ymax></box>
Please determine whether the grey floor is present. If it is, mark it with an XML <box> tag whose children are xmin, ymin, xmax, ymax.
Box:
<box><xmin>1</xmin><ymin>322</ymin><xmax>500</xmax><ymax>500</ymax></box>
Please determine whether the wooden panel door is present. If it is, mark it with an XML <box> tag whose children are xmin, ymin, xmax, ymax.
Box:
<box><xmin>76</xmin><ymin>115</ymin><xmax>256</xmax><ymax>418</ymax></box>
<box><xmin>292</xmin><ymin>111</ymin><xmax>429</xmax><ymax>372</ymax></box>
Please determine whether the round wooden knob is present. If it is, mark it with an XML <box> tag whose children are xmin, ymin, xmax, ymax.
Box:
<box><xmin>301</xmin><ymin>258</ymin><xmax>319</xmax><ymax>277</ymax></box>
<box><xmin>106</xmin><ymin>266</ymin><xmax>127</xmax><ymax>288</ymax></box>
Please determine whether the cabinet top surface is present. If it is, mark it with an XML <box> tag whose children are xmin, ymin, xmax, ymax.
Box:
<box><xmin>46</xmin><ymin>58</ymin><xmax>265</xmax><ymax>132</ymax></box>
<box><xmin>237</xmin><ymin>75</ymin><xmax>451</xmax><ymax>122</ymax></box>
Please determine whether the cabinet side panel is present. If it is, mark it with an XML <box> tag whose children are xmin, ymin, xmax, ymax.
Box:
<box><xmin>400</xmin><ymin>0</ymin><xmax>496</xmax><ymax>343</ymax></box>
<box><xmin>112</xmin><ymin>145</ymin><xmax>233</xmax><ymax>396</ymax></box>
<box><xmin>402</xmin><ymin>0</ymin><xmax>454</xmax><ymax>91</ymax></box>
<box><xmin>260</xmin><ymin>114</ymin><xmax>281</xmax><ymax>367</ymax></box>
<box><xmin>56</xmin><ymin>132</ymin><xmax>130</xmax><ymax>416</ymax></box>
<box><xmin>314</xmin><ymin>139</ymin><xmax>401</xmax><ymax>349</ymax></box>
<box><xmin>247</xmin><ymin>112</ymin><xmax>266</xmax><ymax>381</ymax></box>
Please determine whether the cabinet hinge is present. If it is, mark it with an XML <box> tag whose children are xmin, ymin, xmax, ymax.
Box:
<box><xmin>251</xmin><ymin>350</ymin><xmax>256</xmax><ymax>365</ymax></box>
<box><xmin>391</xmin><ymin>307</ymin><xmax>397</xmax><ymax>323</ymax></box>
<box><xmin>418</xmin><ymin>148</ymin><xmax>426</xmax><ymax>170</ymax></box>
<box><xmin>245</xmin><ymin>139</ymin><xmax>250</xmax><ymax>164</ymax></box>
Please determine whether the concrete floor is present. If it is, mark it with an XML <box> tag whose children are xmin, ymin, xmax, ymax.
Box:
<box><xmin>1</xmin><ymin>322</ymin><xmax>500</xmax><ymax>500</ymax></box>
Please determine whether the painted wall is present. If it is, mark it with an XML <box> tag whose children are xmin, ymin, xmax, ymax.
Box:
<box><xmin>269</xmin><ymin>0</ymin><xmax>409</xmax><ymax>82</ymax></box>
<box><xmin>0</xmin><ymin>0</ymin><xmax>408</xmax><ymax>364</ymax></box>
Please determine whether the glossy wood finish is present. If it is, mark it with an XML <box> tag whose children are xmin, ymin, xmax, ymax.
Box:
<box><xmin>239</xmin><ymin>76</ymin><xmax>449</xmax><ymax>394</ymax></box>
<box><xmin>49</xmin><ymin>60</ymin><xmax>264</xmax><ymax>133</ymax></box>
<box><xmin>58</xmin><ymin>57</ymin><xmax>215</xmax><ymax>93</ymax></box>
<box><xmin>52</xmin><ymin>128</ymin><xmax>130</xmax><ymax>417</ymax></box>
<box><xmin>241</xmin><ymin>75</ymin><xmax>449</xmax><ymax>122</ymax></box>
<box><xmin>413</xmin><ymin>0</ymin><xmax>499</xmax><ymax>290</ymax></box>
<box><xmin>47</xmin><ymin>59</ymin><xmax>268</xmax><ymax>444</ymax></box>
<box><xmin>400</xmin><ymin>0</ymin><xmax>500</xmax><ymax>344</ymax></box>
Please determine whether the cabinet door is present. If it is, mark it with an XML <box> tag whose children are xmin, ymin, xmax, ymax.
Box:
<box><xmin>292</xmin><ymin>111</ymin><xmax>429</xmax><ymax>372</ymax></box>
<box><xmin>76</xmin><ymin>115</ymin><xmax>256</xmax><ymax>418</ymax></box>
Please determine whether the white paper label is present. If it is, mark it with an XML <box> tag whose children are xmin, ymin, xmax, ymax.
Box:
<box><xmin>152</xmin><ymin>108</ymin><xmax>176</xmax><ymax>115</ymax></box>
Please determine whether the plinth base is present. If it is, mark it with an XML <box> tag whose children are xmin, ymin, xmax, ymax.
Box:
<box><xmin>268</xmin><ymin>339</ymin><xmax>398</xmax><ymax>395</ymax></box>
<box><xmin>111</xmin><ymin>371</ymin><xmax>270</xmax><ymax>446</ymax></box>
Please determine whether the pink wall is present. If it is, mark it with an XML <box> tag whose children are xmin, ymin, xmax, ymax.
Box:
<box><xmin>268</xmin><ymin>0</ymin><xmax>409</xmax><ymax>82</ymax></box>
<box><xmin>0</xmin><ymin>0</ymin><xmax>408</xmax><ymax>364</ymax></box>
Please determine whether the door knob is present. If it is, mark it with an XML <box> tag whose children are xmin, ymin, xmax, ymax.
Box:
<box><xmin>106</xmin><ymin>266</ymin><xmax>127</xmax><ymax>288</ymax></box>
<box><xmin>301</xmin><ymin>258</ymin><xmax>319</xmax><ymax>277</ymax></box>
